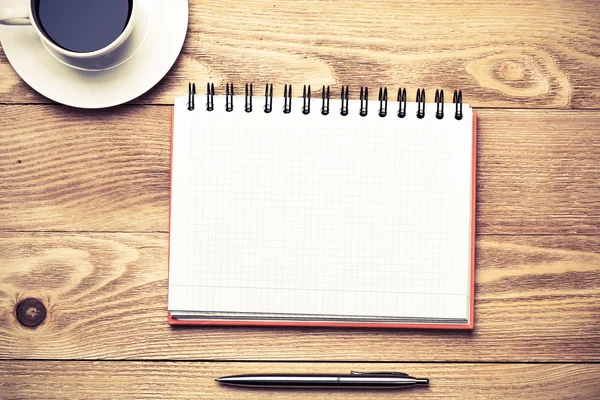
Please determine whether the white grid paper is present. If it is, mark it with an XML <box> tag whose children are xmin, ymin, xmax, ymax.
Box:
<box><xmin>169</xmin><ymin>94</ymin><xmax>473</xmax><ymax>321</ymax></box>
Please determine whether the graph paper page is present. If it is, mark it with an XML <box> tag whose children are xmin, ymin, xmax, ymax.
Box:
<box><xmin>169</xmin><ymin>94</ymin><xmax>473</xmax><ymax>320</ymax></box>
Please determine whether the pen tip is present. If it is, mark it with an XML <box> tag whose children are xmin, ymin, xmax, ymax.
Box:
<box><xmin>215</xmin><ymin>378</ymin><xmax>221</xmax><ymax>382</ymax></box>
<box><xmin>416</xmin><ymin>378</ymin><xmax>429</xmax><ymax>385</ymax></box>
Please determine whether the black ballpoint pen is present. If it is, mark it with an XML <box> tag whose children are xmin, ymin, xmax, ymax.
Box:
<box><xmin>216</xmin><ymin>371</ymin><xmax>429</xmax><ymax>389</ymax></box>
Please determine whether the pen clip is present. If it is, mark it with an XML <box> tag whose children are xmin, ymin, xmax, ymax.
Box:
<box><xmin>350</xmin><ymin>371</ymin><xmax>410</xmax><ymax>377</ymax></box>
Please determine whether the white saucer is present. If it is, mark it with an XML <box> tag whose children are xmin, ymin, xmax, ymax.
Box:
<box><xmin>0</xmin><ymin>0</ymin><xmax>188</xmax><ymax>108</ymax></box>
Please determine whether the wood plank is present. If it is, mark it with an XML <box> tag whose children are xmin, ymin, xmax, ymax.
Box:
<box><xmin>1</xmin><ymin>0</ymin><xmax>599</xmax><ymax>107</ymax></box>
<box><xmin>1</xmin><ymin>361</ymin><xmax>598</xmax><ymax>399</ymax></box>
<box><xmin>475</xmin><ymin>109</ymin><xmax>600</xmax><ymax>234</ymax></box>
<box><xmin>0</xmin><ymin>105</ymin><xmax>171</xmax><ymax>232</ymax></box>
<box><xmin>1</xmin><ymin>233</ymin><xmax>598</xmax><ymax>361</ymax></box>
<box><xmin>1</xmin><ymin>106</ymin><xmax>599</xmax><ymax>234</ymax></box>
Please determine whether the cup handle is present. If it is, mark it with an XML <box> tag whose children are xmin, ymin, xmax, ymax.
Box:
<box><xmin>0</xmin><ymin>7</ymin><xmax>31</xmax><ymax>25</ymax></box>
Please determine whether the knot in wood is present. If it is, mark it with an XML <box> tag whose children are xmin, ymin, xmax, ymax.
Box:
<box><xmin>501</xmin><ymin>61</ymin><xmax>525</xmax><ymax>80</ymax></box>
<box><xmin>16</xmin><ymin>298</ymin><xmax>47</xmax><ymax>328</ymax></box>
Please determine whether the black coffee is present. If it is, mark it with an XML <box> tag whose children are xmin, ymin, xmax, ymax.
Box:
<box><xmin>34</xmin><ymin>0</ymin><xmax>133</xmax><ymax>53</ymax></box>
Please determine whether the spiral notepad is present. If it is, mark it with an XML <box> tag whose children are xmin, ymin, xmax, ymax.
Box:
<box><xmin>168</xmin><ymin>84</ymin><xmax>476</xmax><ymax>328</ymax></box>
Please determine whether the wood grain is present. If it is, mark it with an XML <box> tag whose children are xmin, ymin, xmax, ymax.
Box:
<box><xmin>1</xmin><ymin>0</ymin><xmax>600</xmax><ymax>107</ymax></box>
<box><xmin>1</xmin><ymin>361</ymin><xmax>599</xmax><ymax>399</ymax></box>
<box><xmin>2</xmin><ymin>106</ymin><xmax>599</xmax><ymax>234</ymax></box>
<box><xmin>1</xmin><ymin>232</ymin><xmax>598</xmax><ymax>361</ymax></box>
<box><xmin>0</xmin><ymin>105</ymin><xmax>171</xmax><ymax>232</ymax></box>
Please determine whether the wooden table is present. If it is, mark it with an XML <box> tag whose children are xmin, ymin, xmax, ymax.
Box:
<box><xmin>1</xmin><ymin>1</ymin><xmax>599</xmax><ymax>398</ymax></box>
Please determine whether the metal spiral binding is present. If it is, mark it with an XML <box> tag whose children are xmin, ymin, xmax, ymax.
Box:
<box><xmin>397</xmin><ymin>88</ymin><xmax>406</xmax><ymax>118</ymax></box>
<box><xmin>435</xmin><ymin>89</ymin><xmax>444</xmax><ymax>120</ymax></box>
<box><xmin>453</xmin><ymin>90</ymin><xmax>463</xmax><ymax>120</ymax></box>
<box><xmin>187</xmin><ymin>83</ymin><xmax>463</xmax><ymax>120</ymax></box>
<box><xmin>225</xmin><ymin>83</ymin><xmax>234</xmax><ymax>112</ymax></box>
<box><xmin>187</xmin><ymin>82</ymin><xmax>195</xmax><ymax>111</ymax></box>
<box><xmin>245</xmin><ymin>83</ymin><xmax>252</xmax><ymax>112</ymax></box>
<box><xmin>378</xmin><ymin>87</ymin><xmax>388</xmax><ymax>117</ymax></box>
<box><xmin>359</xmin><ymin>87</ymin><xmax>368</xmax><ymax>117</ymax></box>
<box><xmin>416</xmin><ymin>88</ymin><xmax>425</xmax><ymax>119</ymax></box>
<box><xmin>321</xmin><ymin>86</ymin><xmax>330</xmax><ymax>115</ymax></box>
<box><xmin>283</xmin><ymin>84</ymin><xmax>292</xmax><ymax>114</ymax></box>
<box><xmin>264</xmin><ymin>84</ymin><xmax>273</xmax><ymax>113</ymax></box>
<box><xmin>302</xmin><ymin>85</ymin><xmax>311</xmax><ymax>115</ymax></box>
<box><xmin>340</xmin><ymin>86</ymin><xmax>349</xmax><ymax>116</ymax></box>
<box><xmin>206</xmin><ymin>83</ymin><xmax>214</xmax><ymax>111</ymax></box>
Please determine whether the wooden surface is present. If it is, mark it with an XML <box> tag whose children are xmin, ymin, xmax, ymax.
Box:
<box><xmin>1</xmin><ymin>0</ymin><xmax>599</xmax><ymax>398</ymax></box>
<box><xmin>1</xmin><ymin>362</ymin><xmax>599</xmax><ymax>400</ymax></box>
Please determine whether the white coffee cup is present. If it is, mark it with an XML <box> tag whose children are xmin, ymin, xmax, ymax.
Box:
<box><xmin>0</xmin><ymin>0</ymin><xmax>137</xmax><ymax>62</ymax></box>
